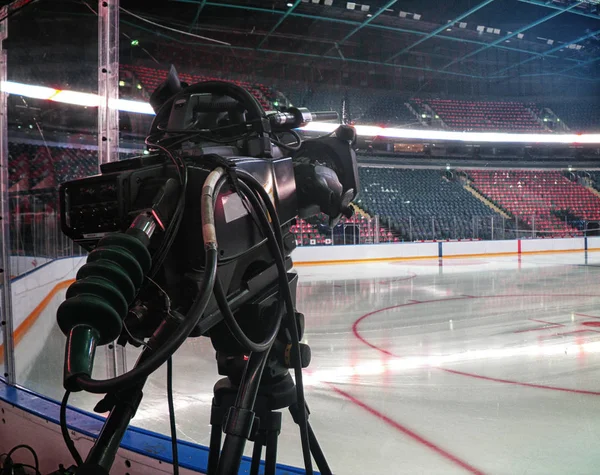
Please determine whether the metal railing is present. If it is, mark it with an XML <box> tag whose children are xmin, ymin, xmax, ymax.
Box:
<box><xmin>9</xmin><ymin>192</ymin><xmax>597</xmax><ymax>261</ymax></box>
<box><xmin>292</xmin><ymin>214</ymin><xmax>597</xmax><ymax>246</ymax></box>
<box><xmin>9</xmin><ymin>209</ymin><xmax>85</xmax><ymax>278</ymax></box>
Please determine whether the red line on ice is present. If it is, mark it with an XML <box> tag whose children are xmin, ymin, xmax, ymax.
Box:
<box><xmin>352</xmin><ymin>294</ymin><xmax>600</xmax><ymax>396</ymax></box>
<box><xmin>440</xmin><ymin>368</ymin><xmax>600</xmax><ymax>395</ymax></box>
<box><xmin>327</xmin><ymin>383</ymin><xmax>486</xmax><ymax>475</ymax></box>
<box><xmin>556</xmin><ymin>329</ymin><xmax>600</xmax><ymax>336</ymax></box>
<box><xmin>513</xmin><ymin>325</ymin><xmax>563</xmax><ymax>333</ymax></box>
<box><xmin>574</xmin><ymin>313</ymin><xmax>600</xmax><ymax>319</ymax></box>
<box><xmin>378</xmin><ymin>273</ymin><xmax>417</xmax><ymax>285</ymax></box>
<box><xmin>513</xmin><ymin>318</ymin><xmax>564</xmax><ymax>333</ymax></box>
<box><xmin>529</xmin><ymin>318</ymin><xmax>563</xmax><ymax>325</ymax></box>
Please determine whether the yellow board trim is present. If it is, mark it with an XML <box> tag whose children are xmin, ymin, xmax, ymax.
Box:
<box><xmin>294</xmin><ymin>255</ymin><xmax>439</xmax><ymax>266</ymax></box>
<box><xmin>294</xmin><ymin>247</ymin><xmax>600</xmax><ymax>266</ymax></box>
<box><xmin>0</xmin><ymin>279</ymin><xmax>74</xmax><ymax>362</ymax></box>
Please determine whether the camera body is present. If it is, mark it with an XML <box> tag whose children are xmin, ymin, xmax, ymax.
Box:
<box><xmin>60</xmin><ymin>147</ymin><xmax>300</xmax><ymax>343</ymax></box>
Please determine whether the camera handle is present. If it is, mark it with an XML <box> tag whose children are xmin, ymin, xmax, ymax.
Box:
<box><xmin>74</xmin><ymin>311</ymin><xmax>184</xmax><ymax>475</ymax></box>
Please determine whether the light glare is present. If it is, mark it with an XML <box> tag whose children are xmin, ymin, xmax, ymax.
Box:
<box><xmin>3</xmin><ymin>81</ymin><xmax>600</xmax><ymax>144</ymax></box>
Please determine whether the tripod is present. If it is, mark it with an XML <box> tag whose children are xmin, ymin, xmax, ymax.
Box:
<box><xmin>206</xmin><ymin>352</ymin><xmax>332</xmax><ymax>475</ymax></box>
<box><xmin>72</xmin><ymin>269</ymin><xmax>331</xmax><ymax>475</ymax></box>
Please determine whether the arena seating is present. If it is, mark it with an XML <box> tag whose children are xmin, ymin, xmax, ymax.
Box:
<box><xmin>277</xmin><ymin>85</ymin><xmax>419</xmax><ymax>126</ymax></box>
<box><xmin>121</xmin><ymin>65</ymin><xmax>273</xmax><ymax>111</ymax></box>
<box><xmin>120</xmin><ymin>65</ymin><xmax>600</xmax><ymax>133</ymax></box>
<box><xmin>290</xmin><ymin>218</ymin><xmax>328</xmax><ymax>246</ymax></box>
<box><xmin>415</xmin><ymin>98</ymin><xmax>544</xmax><ymax>131</ymax></box>
<box><xmin>543</xmin><ymin>102</ymin><xmax>600</xmax><ymax>132</ymax></box>
<box><xmin>586</xmin><ymin>171</ymin><xmax>600</xmax><ymax>190</ymax></box>
<box><xmin>290</xmin><ymin>214</ymin><xmax>399</xmax><ymax>246</ymax></box>
<box><xmin>466</xmin><ymin>170</ymin><xmax>600</xmax><ymax>236</ymax></box>
<box><xmin>356</xmin><ymin>167</ymin><xmax>505</xmax><ymax>240</ymax></box>
<box><xmin>10</xmin><ymin>137</ymin><xmax>600</xmax><ymax>246</ymax></box>
<box><xmin>358</xmin><ymin>95</ymin><xmax>420</xmax><ymax>126</ymax></box>
<box><xmin>8</xmin><ymin>143</ymin><xmax>98</xmax><ymax>193</ymax></box>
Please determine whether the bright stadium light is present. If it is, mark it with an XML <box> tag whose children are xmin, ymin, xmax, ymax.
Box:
<box><xmin>299</xmin><ymin>122</ymin><xmax>600</xmax><ymax>144</ymax></box>
<box><xmin>50</xmin><ymin>90</ymin><xmax>100</xmax><ymax>107</ymax></box>
<box><xmin>1</xmin><ymin>81</ymin><xmax>155</xmax><ymax>115</ymax></box>
<box><xmin>1</xmin><ymin>81</ymin><xmax>56</xmax><ymax>99</ymax></box>
<box><xmin>112</xmin><ymin>98</ymin><xmax>155</xmax><ymax>114</ymax></box>
<box><xmin>2</xmin><ymin>81</ymin><xmax>600</xmax><ymax>144</ymax></box>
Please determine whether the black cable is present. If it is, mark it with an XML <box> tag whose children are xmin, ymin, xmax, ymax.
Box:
<box><xmin>236</xmin><ymin>177</ymin><xmax>313</xmax><ymax>474</ymax></box>
<box><xmin>59</xmin><ymin>392</ymin><xmax>83</xmax><ymax>466</ymax></box>
<box><xmin>143</xmin><ymin>139</ymin><xmax>188</xmax><ymax>278</ymax></box>
<box><xmin>74</xmin><ymin>177</ymin><xmax>226</xmax><ymax>394</ymax></box>
<box><xmin>167</xmin><ymin>357</ymin><xmax>179</xmax><ymax>475</ymax></box>
<box><xmin>236</xmin><ymin>171</ymin><xmax>285</xmax><ymax>250</ymax></box>
<box><xmin>270</xmin><ymin>129</ymin><xmax>302</xmax><ymax>152</ymax></box>
<box><xmin>145</xmin><ymin>136</ymin><xmax>186</xmax><ymax>183</ymax></box>
<box><xmin>12</xmin><ymin>464</ymin><xmax>41</xmax><ymax>475</ymax></box>
<box><xmin>5</xmin><ymin>445</ymin><xmax>40</xmax><ymax>475</ymax></box>
<box><xmin>213</xmin><ymin>276</ymin><xmax>282</xmax><ymax>353</ymax></box>
<box><xmin>77</xmin><ymin>248</ymin><xmax>217</xmax><ymax>394</ymax></box>
<box><xmin>308</xmin><ymin>129</ymin><xmax>338</xmax><ymax>140</ymax></box>
<box><xmin>149</xmin><ymin>81</ymin><xmax>265</xmax><ymax>138</ymax></box>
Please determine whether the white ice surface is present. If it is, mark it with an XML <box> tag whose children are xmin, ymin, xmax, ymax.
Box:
<box><xmin>18</xmin><ymin>252</ymin><xmax>600</xmax><ymax>474</ymax></box>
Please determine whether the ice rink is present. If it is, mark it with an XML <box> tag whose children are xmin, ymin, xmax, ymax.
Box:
<box><xmin>19</xmin><ymin>252</ymin><xmax>600</xmax><ymax>474</ymax></box>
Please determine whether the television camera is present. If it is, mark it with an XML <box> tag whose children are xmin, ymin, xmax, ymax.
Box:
<box><xmin>55</xmin><ymin>66</ymin><xmax>359</xmax><ymax>475</ymax></box>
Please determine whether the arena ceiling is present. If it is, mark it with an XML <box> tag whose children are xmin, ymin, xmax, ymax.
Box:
<box><xmin>2</xmin><ymin>0</ymin><xmax>600</xmax><ymax>91</ymax></box>
<box><xmin>114</xmin><ymin>0</ymin><xmax>600</xmax><ymax>83</ymax></box>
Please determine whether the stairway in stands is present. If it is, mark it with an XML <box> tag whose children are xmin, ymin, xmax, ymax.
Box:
<box><xmin>463</xmin><ymin>184</ymin><xmax>511</xmax><ymax>218</ymax></box>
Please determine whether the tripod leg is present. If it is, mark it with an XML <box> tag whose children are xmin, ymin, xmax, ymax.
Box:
<box><xmin>289</xmin><ymin>404</ymin><xmax>332</xmax><ymax>475</ymax></box>
<box><xmin>81</xmin><ymin>314</ymin><xmax>181</xmax><ymax>474</ymax></box>
<box><xmin>307</xmin><ymin>420</ymin><xmax>332</xmax><ymax>475</ymax></box>
<box><xmin>217</xmin><ymin>351</ymin><xmax>269</xmax><ymax>475</ymax></box>
<box><xmin>207</xmin><ymin>402</ymin><xmax>224</xmax><ymax>475</ymax></box>
<box><xmin>250</xmin><ymin>434</ymin><xmax>263</xmax><ymax>475</ymax></box>
<box><xmin>264</xmin><ymin>412</ymin><xmax>282</xmax><ymax>475</ymax></box>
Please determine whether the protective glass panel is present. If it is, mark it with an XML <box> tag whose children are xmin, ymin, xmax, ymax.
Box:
<box><xmin>92</xmin><ymin>2</ymin><xmax>600</xmax><ymax>475</ymax></box>
<box><xmin>6</xmin><ymin>1</ymin><xmax>105</xmax><ymax>407</ymax></box>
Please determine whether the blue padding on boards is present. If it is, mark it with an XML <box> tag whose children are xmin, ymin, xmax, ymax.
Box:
<box><xmin>585</xmin><ymin>237</ymin><xmax>588</xmax><ymax>251</ymax></box>
<box><xmin>0</xmin><ymin>380</ymin><xmax>308</xmax><ymax>474</ymax></box>
<box><xmin>438</xmin><ymin>241</ymin><xmax>443</xmax><ymax>259</ymax></box>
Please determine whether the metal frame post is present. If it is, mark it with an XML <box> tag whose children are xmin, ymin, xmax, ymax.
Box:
<box><xmin>0</xmin><ymin>5</ymin><xmax>15</xmax><ymax>383</ymax></box>
<box><xmin>98</xmin><ymin>0</ymin><xmax>126</xmax><ymax>376</ymax></box>
<box><xmin>98</xmin><ymin>0</ymin><xmax>120</xmax><ymax>166</ymax></box>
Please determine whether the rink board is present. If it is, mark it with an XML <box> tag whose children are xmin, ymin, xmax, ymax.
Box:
<box><xmin>294</xmin><ymin>236</ymin><xmax>598</xmax><ymax>264</ymax></box>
